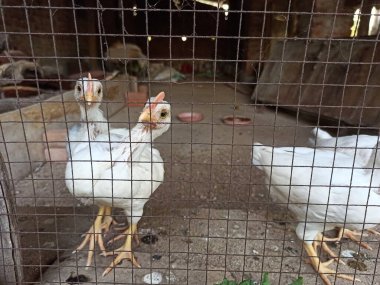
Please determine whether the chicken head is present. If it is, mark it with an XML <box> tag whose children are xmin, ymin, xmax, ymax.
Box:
<box><xmin>74</xmin><ymin>73</ymin><xmax>103</xmax><ymax>107</ymax></box>
<box><xmin>139</xmin><ymin>92</ymin><xmax>171</xmax><ymax>134</ymax></box>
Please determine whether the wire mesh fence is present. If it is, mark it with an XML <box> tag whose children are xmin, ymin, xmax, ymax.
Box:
<box><xmin>0</xmin><ymin>0</ymin><xmax>380</xmax><ymax>284</ymax></box>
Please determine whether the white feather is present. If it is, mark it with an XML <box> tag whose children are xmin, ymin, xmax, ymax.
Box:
<box><xmin>308</xmin><ymin>127</ymin><xmax>379</xmax><ymax>165</ymax></box>
<box><xmin>65</xmin><ymin>97</ymin><xmax>170</xmax><ymax>225</ymax></box>
<box><xmin>252</xmin><ymin>143</ymin><xmax>380</xmax><ymax>243</ymax></box>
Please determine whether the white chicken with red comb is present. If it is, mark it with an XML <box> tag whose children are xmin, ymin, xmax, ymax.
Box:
<box><xmin>68</xmin><ymin>73</ymin><xmax>108</xmax><ymax>157</ymax></box>
<box><xmin>67</xmin><ymin>73</ymin><xmax>121</xmax><ymax>267</ymax></box>
<box><xmin>65</xmin><ymin>91</ymin><xmax>170</xmax><ymax>276</ymax></box>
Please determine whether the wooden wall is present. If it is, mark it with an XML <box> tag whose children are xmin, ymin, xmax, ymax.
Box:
<box><xmin>253</xmin><ymin>39</ymin><xmax>380</xmax><ymax>127</ymax></box>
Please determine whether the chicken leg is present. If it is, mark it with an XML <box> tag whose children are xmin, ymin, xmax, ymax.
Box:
<box><xmin>73</xmin><ymin>206</ymin><xmax>114</xmax><ymax>267</ymax></box>
<box><xmin>327</xmin><ymin>228</ymin><xmax>372</xmax><ymax>250</ymax></box>
<box><xmin>101</xmin><ymin>207</ymin><xmax>119</xmax><ymax>233</ymax></box>
<box><xmin>304</xmin><ymin>242</ymin><xmax>360</xmax><ymax>285</ymax></box>
<box><xmin>341</xmin><ymin>228</ymin><xmax>372</xmax><ymax>250</ymax></box>
<box><xmin>101</xmin><ymin>224</ymin><xmax>141</xmax><ymax>276</ymax></box>
<box><xmin>367</xmin><ymin>228</ymin><xmax>380</xmax><ymax>236</ymax></box>
<box><xmin>107</xmin><ymin>225</ymin><xmax>140</xmax><ymax>246</ymax></box>
<box><xmin>316</xmin><ymin>227</ymin><xmax>372</xmax><ymax>259</ymax></box>
<box><xmin>312</xmin><ymin>233</ymin><xmax>345</xmax><ymax>265</ymax></box>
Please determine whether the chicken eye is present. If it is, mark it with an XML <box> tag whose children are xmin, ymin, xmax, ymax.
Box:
<box><xmin>76</xmin><ymin>85</ymin><xmax>82</xmax><ymax>92</ymax></box>
<box><xmin>160</xmin><ymin>111</ymin><xmax>168</xmax><ymax>118</ymax></box>
<box><xmin>97</xmin><ymin>88</ymin><xmax>101</xmax><ymax>94</ymax></box>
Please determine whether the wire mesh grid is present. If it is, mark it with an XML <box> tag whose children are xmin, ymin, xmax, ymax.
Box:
<box><xmin>0</xmin><ymin>0</ymin><xmax>380</xmax><ymax>284</ymax></box>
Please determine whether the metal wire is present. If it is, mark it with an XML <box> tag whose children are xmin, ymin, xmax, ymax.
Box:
<box><xmin>0</xmin><ymin>0</ymin><xmax>380</xmax><ymax>284</ymax></box>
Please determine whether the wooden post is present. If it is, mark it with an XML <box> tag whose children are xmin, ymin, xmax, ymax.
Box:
<box><xmin>0</xmin><ymin>151</ymin><xmax>23</xmax><ymax>284</ymax></box>
<box><xmin>84</xmin><ymin>0</ymin><xmax>99</xmax><ymax>69</ymax></box>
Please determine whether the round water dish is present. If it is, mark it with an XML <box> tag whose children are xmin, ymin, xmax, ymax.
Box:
<box><xmin>177</xmin><ymin>112</ymin><xmax>204</xmax><ymax>122</ymax></box>
<box><xmin>222</xmin><ymin>115</ymin><xmax>252</xmax><ymax>126</ymax></box>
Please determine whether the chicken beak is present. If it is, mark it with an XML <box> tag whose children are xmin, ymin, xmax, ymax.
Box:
<box><xmin>85</xmin><ymin>72</ymin><xmax>94</xmax><ymax>106</ymax></box>
<box><xmin>138</xmin><ymin>92</ymin><xmax>166</xmax><ymax>130</ymax></box>
<box><xmin>139</xmin><ymin>110</ymin><xmax>157</xmax><ymax>130</ymax></box>
<box><xmin>84</xmin><ymin>91</ymin><xmax>94</xmax><ymax>106</ymax></box>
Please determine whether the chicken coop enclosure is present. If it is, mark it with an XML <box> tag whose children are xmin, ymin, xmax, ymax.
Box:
<box><xmin>1</xmin><ymin>0</ymin><xmax>380</xmax><ymax>284</ymax></box>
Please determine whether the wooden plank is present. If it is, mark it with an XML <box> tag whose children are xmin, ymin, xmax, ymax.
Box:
<box><xmin>253</xmin><ymin>39</ymin><xmax>380</xmax><ymax>127</ymax></box>
<box><xmin>0</xmin><ymin>151</ymin><xmax>23</xmax><ymax>284</ymax></box>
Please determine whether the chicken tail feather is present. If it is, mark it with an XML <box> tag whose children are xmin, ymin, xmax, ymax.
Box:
<box><xmin>252</xmin><ymin>143</ymin><xmax>270</xmax><ymax>170</ymax></box>
<box><xmin>309</xmin><ymin>127</ymin><xmax>332</xmax><ymax>146</ymax></box>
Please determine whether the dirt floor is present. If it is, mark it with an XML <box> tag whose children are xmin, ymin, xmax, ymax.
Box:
<box><xmin>14</xmin><ymin>80</ymin><xmax>380</xmax><ymax>284</ymax></box>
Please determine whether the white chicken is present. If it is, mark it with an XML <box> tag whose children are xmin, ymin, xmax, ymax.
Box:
<box><xmin>67</xmin><ymin>73</ymin><xmax>108</xmax><ymax>157</ymax></box>
<box><xmin>65</xmin><ymin>92</ymin><xmax>170</xmax><ymax>276</ymax></box>
<box><xmin>252</xmin><ymin>143</ymin><xmax>380</xmax><ymax>285</ymax></box>
<box><xmin>309</xmin><ymin>127</ymin><xmax>379</xmax><ymax>165</ymax></box>
<box><xmin>309</xmin><ymin>127</ymin><xmax>380</xmax><ymax>243</ymax></box>
<box><xmin>67</xmin><ymin>74</ymin><xmax>121</xmax><ymax>267</ymax></box>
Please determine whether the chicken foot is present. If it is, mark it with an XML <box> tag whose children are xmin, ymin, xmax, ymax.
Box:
<box><xmin>312</xmin><ymin>233</ymin><xmax>345</xmax><ymax>265</ymax></box>
<box><xmin>73</xmin><ymin>207</ymin><xmax>112</xmax><ymax>266</ymax></box>
<box><xmin>101</xmin><ymin>224</ymin><xmax>141</xmax><ymax>276</ymax></box>
<box><xmin>333</xmin><ymin>228</ymin><xmax>372</xmax><ymax>250</ymax></box>
<box><xmin>367</xmin><ymin>228</ymin><xmax>380</xmax><ymax>236</ymax></box>
<box><xmin>304</xmin><ymin>242</ymin><xmax>360</xmax><ymax>285</ymax></box>
<box><xmin>101</xmin><ymin>207</ymin><xmax>119</xmax><ymax>233</ymax></box>
<box><xmin>106</xmin><ymin>226</ymin><xmax>140</xmax><ymax>246</ymax></box>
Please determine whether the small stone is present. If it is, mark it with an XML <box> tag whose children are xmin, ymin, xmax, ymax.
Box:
<box><xmin>341</xmin><ymin>250</ymin><xmax>356</xmax><ymax>258</ymax></box>
<box><xmin>143</xmin><ymin>272</ymin><xmax>162</xmax><ymax>284</ymax></box>
<box><xmin>285</xmin><ymin>246</ymin><xmax>298</xmax><ymax>254</ymax></box>
<box><xmin>353</xmin><ymin>252</ymin><xmax>369</xmax><ymax>261</ymax></box>
<box><xmin>233</xmin><ymin>224</ymin><xmax>240</xmax><ymax>230</ymax></box>
<box><xmin>171</xmin><ymin>258</ymin><xmax>180</xmax><ymax>269</ymax></box>
<box><xmin>141</xmin><ymin>234</ymin><xmax>158</xmax><ymax>245</ymax></box>
<box><xmin>252</xmin><ymin>249</ymin><xmax>259</xmax><ymax>255</ymax></box>
<box><xmin>152</xmin><ymin>254</ymin><xmax>162</xmax><ymax>261</ymax></box>
<box><xmin>42</xmin><ymin>241</ymin><xmax>55</xmax><ymax>248</ymax></box>
<box><xmin>271</xmin><ymin>245</ymin><xmax>279</xmax><ymax>252</ymax></box>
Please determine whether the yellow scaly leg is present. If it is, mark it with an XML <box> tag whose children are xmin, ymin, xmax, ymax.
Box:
<box><xmin>101</xmin><ymin>206</ymin><xmax>119</xmax><ymax>233</ymax></box>
<box><xmin>73</xmin><ymin>206</ymin><xmax>107</xmax><ymax>266</ymax></box>
<box><xmin>101</xmin><ymin>224</ymin><xmax>141</xmax><ymax>277</ymax></box>
<box><xmin>304</xmin><ymin>242</ymin><xmax>360</xmax><ymax>285</ymax></box>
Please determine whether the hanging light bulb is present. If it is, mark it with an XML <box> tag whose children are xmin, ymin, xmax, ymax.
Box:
<box><xmin>181</xmin><ymin>36</ymin><xmax>187</xmax><ymax>42</ymax></box>
<box><xmin>222</xmin><ymin>3</ymin><xmax>229</xmax><ymax>20</ymax></box>
<box><xmin>133</xmin><ymin>4</ymin><xmax>137</xmax><ymax>16</ymax></box>
<box><xmin>148</xmin><ymin>36</ymin><xmax>152</xmax><ymax>42</ymax></box>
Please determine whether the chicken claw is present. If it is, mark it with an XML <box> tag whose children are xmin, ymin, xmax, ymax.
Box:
<box><xmin>107</xmin><ymin>228</ymin><xmax>140</xmax><ymax>246</ymax></box>
<box><xmin>312</xmin><ymin>233</ymin><xmax>345</xmax><ymax>265</ymax></box>
<box><xmin>73</xmin><ymin>207</ymin><xmax>107</xmax><ymax>267</ymax></box>
<box><xmin>304</xmin><ymin>242</ymin><xmax>360</xmax><ymax>285</ymax></box>
<box><xmin>367</xmin><ymin>228</ymin><xmax>380</xmax><ymax>236</ymax></box>
<box><xmin>101</xmin><ymin>207</ymin><xmax>119</xmax><ymax>233</ymax></box>
<box><xmin>101</xmin><ymin>224</ymin><xmax>141</xmax><ymax>276</ymax></box>
<box><xmin>338</xmin><ymin>228</ymin><xmax>372</xmax><ymax>250</ymax></box>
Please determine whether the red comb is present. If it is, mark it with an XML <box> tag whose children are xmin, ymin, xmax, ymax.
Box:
<box><xmin>149</xmin><ymin>92</ymin><xmax>165</xmax><ymax>110</ymax></box>
<box><xmin>87</xmin><ymin>72</ymin><xmax>93</xmax><ymax>92</ymax></box>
